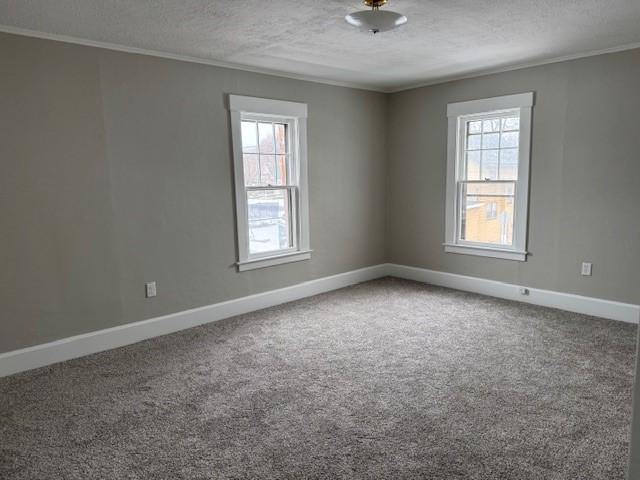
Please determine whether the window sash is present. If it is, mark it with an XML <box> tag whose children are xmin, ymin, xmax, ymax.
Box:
<box><xmin>460</xmin><ymin>110</ymin><xmax>520</xmax><ymax>182</ymax></box>
<box><xmin>456</xmin><ymin>180</ymin><xmax>517</xmax><ymax>249</ymax></box>
<box><xmin>241</xmin><ymin>116</ymin><xmax>295</xmax><ymax>188</ymax></box>
<box><xmin>246</xmin><ymin>186</ymin><xmax>299</xmax><ymax>259</ymax></box>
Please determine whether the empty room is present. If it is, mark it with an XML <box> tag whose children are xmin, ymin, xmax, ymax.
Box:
<box><xmin>1</xmin><ymin>1</ymin><xmax>640</xmax><ymax>479</ymax></box>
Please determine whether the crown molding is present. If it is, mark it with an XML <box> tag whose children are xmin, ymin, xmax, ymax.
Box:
<box><xmin>0</xmin><ymin>25</ymin><xmax>386</xmax><ymax>93</ymax></box>
<box><xmin>2</xmin><ymin>24</ymin><xmax>640</xmax><ymax>96</ymax></box>
<box><xmin>389</xmin><ymin>42</ymin><xmax>640</xmax><ymax>93</ymax></box>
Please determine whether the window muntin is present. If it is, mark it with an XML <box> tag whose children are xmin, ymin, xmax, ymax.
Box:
<box><xmin>458</xmin><ymin>111</ymin><xmax>520</xmax><ymax>247</ymax></box>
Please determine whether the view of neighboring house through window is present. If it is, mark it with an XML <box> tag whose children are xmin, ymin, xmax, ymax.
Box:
<box><xmin>229</xmin><ymin>95</ymin><xmax>310</xmax><ymax>271</ymax></box>
<box><xmin>445</xmin><ymin>93</ymin><xmax>533</xmax><ymax>261</ymax></box>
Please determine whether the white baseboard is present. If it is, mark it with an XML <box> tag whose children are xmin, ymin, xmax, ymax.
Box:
<box><xmin>0</xmin><ymin>264</ymin><xmax>387</xmax><ymax>378</ymax></box>
<box><xmin>2</xmin><ymin>262</ymin><xmax>637</xmax><ymax>378</ymax></box>
<box><xmin>387</xmin><ymin>264</ymin><xmax>640</xmax><ymax>325</ymax></box>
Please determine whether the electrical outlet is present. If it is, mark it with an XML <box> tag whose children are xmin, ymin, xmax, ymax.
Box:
<box><xmin>581</xmin><ymin>262</ymin><xmax>592</xmax><ymax>276</ymax></box>
<box><xmin>145</xmin><ymin>281</ymin><xmax>157</xmax><ymax>298</ymax></box>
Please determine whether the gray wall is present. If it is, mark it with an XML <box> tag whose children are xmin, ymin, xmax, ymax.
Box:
<box><xmin>1</xmin><ymin>31</ymin><xmax>639</xmax><ymax>356</ymax></box>
<box><xmin>0</xmin><ymin>33</ymin><xmax>388</xmax><ymax>353</ymax></box>
<box><xmin>387</xmin><ymin>49</ymin><xmax>640</xmax><ymax>305</ymax></box>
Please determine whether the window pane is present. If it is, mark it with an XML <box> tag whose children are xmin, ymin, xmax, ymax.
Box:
<box><xmin>241</xmin><ymin>121</ymin><xmax>258</xmax><ymax>153</ymax></box>
<box><xmin>259</xmin><ymin>155</ymin><xmax>277</xmax><ymax>185</ymax></box>
<box><xmin>276</xmin><ymin>155</ymin><xmax>288</xmax><ymax>184</ymax></box>
<box><xmin>275</xmin><ymin>123</ymin><xmax>287</xmax><ymax>154</ymax></box>
<box><xmin>460</xmin><ymin>183</ymin><xmax>514</xmax><ymax>246</ymax></box>
<box><xmin>468</xmin><ymin>121</ymin><xmax>482</xmax><ymax>134</ymax></box>
<box><xmin>248</xmin><ymin>189</ymin><xmax>292</xmax><ymax>254</ymax></box>
<box><xmin>243</xmin><ymin>154</ymin><xmax>260</xmax><ymax>186</ymax></box>
<box><xmin>258</xmin><ymin>122</ymin><xmax>275</xmax><ymax>153</ymax></box>
<box><xmin>466</xmin><ymin>151</ymin><xmax>481</xmax><ymax>180</ymax></box>
<box><xmin>482</xmin><ymin>119</ymin><xmax>500</xmax><ymax>132</ymax></box>
<box><xmin>482</xmin><ymin>132</ymin><xmax>500</xmax><ymax>149</ymax></box>
<box><xmin>467</xmin><ymin>134</ymin><xmax>481</xmax><ymax>150</ymax></box>
<box><xmin>499</xmin><ymin>148</ymin><xmax>519</xmax><ymax>180</ymax></box>
<box><xmin>501</xmin><ymin>131</ymin><xmax>519</xmax><ymax>148</ymax></box>
<box><xmin>502</xmin><ymin>116</ymin><xmax>519</xmax><ymax>131</ymax></box>
<box><xmin>481</xmin><ymin>150</ymin><xmax>499</xmax><ymax>179</ymax></box>
<box><xmin>257</xmin><ymin>155</ymin><xmax>288</xmax><ymax>186</ymax></box>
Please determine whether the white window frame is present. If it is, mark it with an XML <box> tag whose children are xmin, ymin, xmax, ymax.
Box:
<box><xmin>444</xmin><ymin>92</ymin><xmax>534</xmax><ymax>261</ymax></box>
<box><xmin>229</xmin><ymin>95</ymin><xmax>311</xmax><ymax>271</ymax></box>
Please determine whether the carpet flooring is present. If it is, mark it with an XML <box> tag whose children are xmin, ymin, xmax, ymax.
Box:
<box><xmin>0</xmin><ymin>278</ymin><xmax>636</xmax><ymax>479</ymax></box>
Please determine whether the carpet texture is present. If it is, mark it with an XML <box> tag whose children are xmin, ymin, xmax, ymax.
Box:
<box><xmin>0</xmin><ymin>278</ymin><xmax>636</xmax><ymax>479</ymax></box>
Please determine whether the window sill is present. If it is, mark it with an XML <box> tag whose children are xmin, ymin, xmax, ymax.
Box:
<box><xmin>443</xmin><ymin>243</ymin><xmax>528</xmax><ymax>261</ymax></box>
<box><xmin>237</xmin><ymin>250</ymin><xmax>312</xmax><ymax>272</ymax></box>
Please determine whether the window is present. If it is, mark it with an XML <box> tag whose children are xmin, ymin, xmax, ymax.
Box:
<box><xmin>229</xmin><ymin>95</ymin><xmax>310</xmax><ymax>271</ymax></box>
<box><xmin>444</xmin><ymin>93</ymin><xmax>534</xmax><ymax>261</ymax></box>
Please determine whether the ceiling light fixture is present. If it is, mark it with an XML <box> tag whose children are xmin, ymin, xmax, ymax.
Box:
<box><xmin>345</xmin><ymin>0</ymin><xmax>408</xmax><ymax>34</ymax></box>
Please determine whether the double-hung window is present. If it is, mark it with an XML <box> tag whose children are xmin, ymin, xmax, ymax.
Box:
<box><xmin>444</xmin><ymin>93</ymin><xmax>534</xmax><ymax>261</ymax></box>
<box><xmin>229</xmin><ymin>95</ymin><xmax>310</xmax><ymax>271</ymax></box>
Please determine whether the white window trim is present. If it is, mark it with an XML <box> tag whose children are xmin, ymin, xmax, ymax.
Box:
<box><xmin>444</xmin><ymin>92</ymin><xmax>534</xmax><ymax>262</ymax></box>
<box><xmin>229</xmin><ymin>95</ymin><xmax>311</xmax><ymax>272</ymax></box>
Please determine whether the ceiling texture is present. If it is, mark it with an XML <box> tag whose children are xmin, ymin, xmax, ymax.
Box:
<box><xmin>1</xmin><ymin>0</ymin><xmax>640</xmax><ymax>91</ymax></box>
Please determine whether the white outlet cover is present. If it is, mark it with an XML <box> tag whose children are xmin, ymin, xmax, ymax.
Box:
<box><xmin>581</xmin><ymin>262</ymin><xmax>593</xmax><ymax>276</ymax></box>
<box><xmin>145</xmin><ymin>282</ymin><xmax>157</xmax><ymax>298</ymax></box>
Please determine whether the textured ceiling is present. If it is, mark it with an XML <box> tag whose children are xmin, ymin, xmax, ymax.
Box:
<box><xmin>1</xmin><ymin>0</ymin><xmax>640</xmax><ymax>91</ymax></box>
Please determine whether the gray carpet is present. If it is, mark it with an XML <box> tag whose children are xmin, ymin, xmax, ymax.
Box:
<box><xmin>0</xmin><ymin>278</ymin><xmax>636</xmax><ymax>479</ymax></box>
